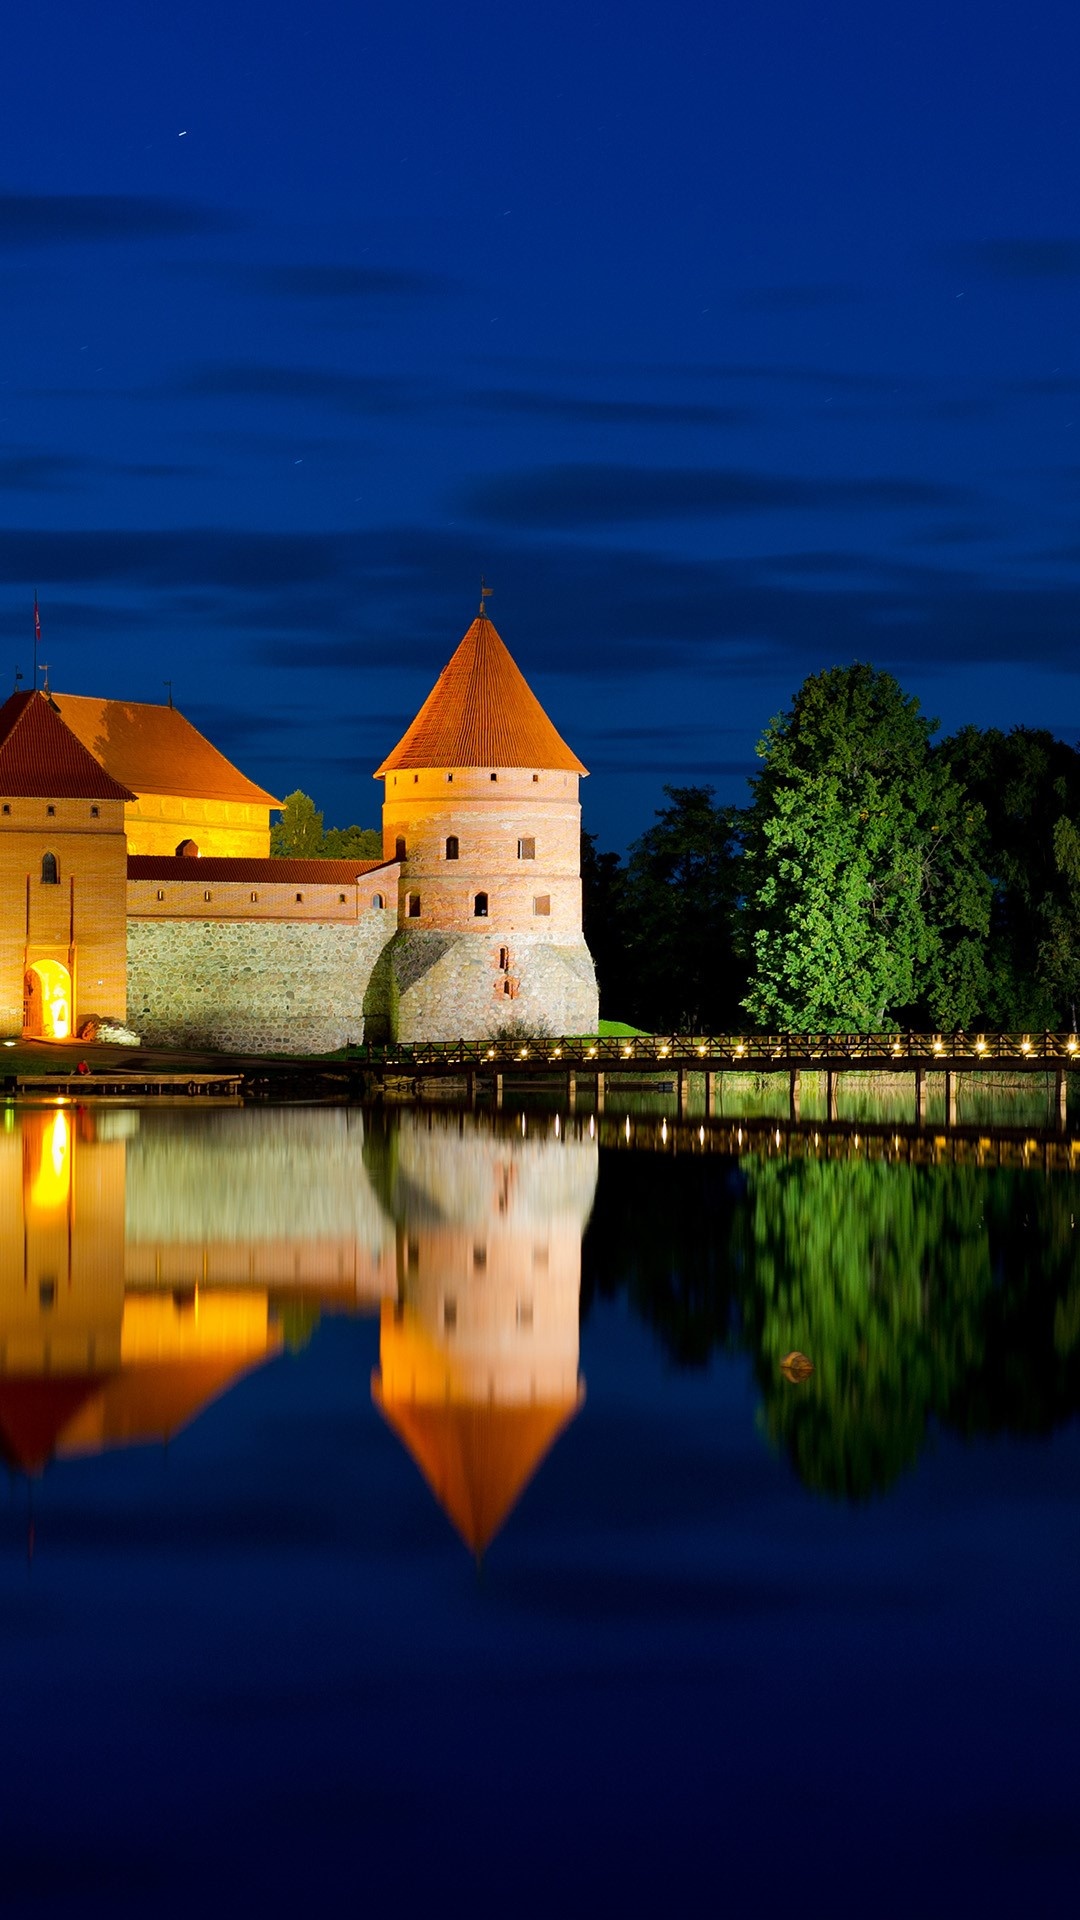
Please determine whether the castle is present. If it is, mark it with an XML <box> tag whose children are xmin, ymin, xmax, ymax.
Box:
<box><xmin>0</xmin><ymin>610</ymin><xmax>599</xmax><ymax>1051</ymax></box>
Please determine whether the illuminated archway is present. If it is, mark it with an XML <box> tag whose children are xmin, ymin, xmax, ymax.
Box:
<box><xmin>24</xmin><ymin>959</ymin><xmax>72</xmax><ymax>1040</ymax></box>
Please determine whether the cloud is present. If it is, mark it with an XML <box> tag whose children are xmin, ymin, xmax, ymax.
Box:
<box><xmin>170</xmin><ymin>363</ymin><xmax>422</xmax><ymax>414</ymax></box>
<box><xmin>958</xmin><ymin>239</ymin><xmax>1080</xmax><ymax>280</ymax></box>
<box><xmin>0</xmin><ymin>527</ymin><xmax>341</xmax><ymax>590</ymax></box>
<box><xmin>235</xmin><ymin>264</ymin><xmax>453</xmax><ymax>299</ymax></box>
<box><xmin>0</xmin><ymin>193</ymin><xmax>236</xmax><ymax>247</ymax></box>
<box><xmin>470</xmin><ymin>389</ymin><xmax>755</xmax><ymax>428</ymax></box>
<box><xmin>0</xmin><ymin>452</ymin><xmax>204</xmax><ymax>494</ymax></box>
<box><xmin>459</xmin><ymin>463</ymin><xmax>965</xmax><ymax>528</ymax></box>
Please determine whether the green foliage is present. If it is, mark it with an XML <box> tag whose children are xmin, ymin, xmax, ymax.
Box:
<box><xmin>271</xmin><ymin>790</ymin><xmax>382</xmax><ymax>862</ymax></box>
<box><xmin>942</xmin><ymin>726</ymin><xmax>1080</xmax><ymax>1027</ymax></box>
<box><xmin>740</xmin><ymin>665</ymin><xmax>991</xmax><ymax>1029</ymax></box>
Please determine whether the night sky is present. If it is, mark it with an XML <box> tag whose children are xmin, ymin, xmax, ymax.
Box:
<box><xmin>3</xmin><ymin>0</ymin><xmax>1080</xmax><ymax>850</ymax></box>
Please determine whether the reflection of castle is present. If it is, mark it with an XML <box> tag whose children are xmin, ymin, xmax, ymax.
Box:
<box><xmin>372</xmin><ymin>1116</ymin><xmax>597</xmax><ymax>1554</ymax></box>
<box><xmin>0</xmin><ymin>1108</ymin><xmax>396</xmax><ymax>1474</ymax></box>
<box><xmin>0</xmin><ymin>1107</ymin><xmax>595</xmax><ymax>1552</ymax></box>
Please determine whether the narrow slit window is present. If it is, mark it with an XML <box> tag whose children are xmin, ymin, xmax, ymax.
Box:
<box><xmin>46</xmin><ymin>804</ymin><xmax>55</xmax><ymax>817</ymax></box>
<box><xmin>90</xmin><ymin>806</ymin><xmax>99</xmax><ymax>818</ymax></box>
<box><xmin>407</xmin><ymin>892</ymin><xmax>421</xmax><ymax>917</ymax></box>
<box><xmin>338</xmin><ymin>892</ymin><xmax>347</xmax><ymax>903</ymax></box>
<box><xmin>295</xmin><ymin>893</ymin><xmax>304</xmax><ymax>903</ymax></box>
<box><xmin>2</xmin><ymin>804</ymin><xmax>10</xmax><ymax>815</ymax></box>
<box><xmin>41</xmin><ymin>852</ymin><xmax>59</xmax><ymax>884</ymax></box>
<box><xmin>532</xmin><ymin>773</ymin><xmax>539</xmax><ymax>783</ymax></box>
<box><xmin>395</xmin><ymin>836</ymin><xmax>406</xmax><ymax>861</ymax></box>
<box><xmin>498</xmin><ymin>946</ymin><xmax>509</xmax><ymax>970</ymax></box>
<box><xmin>156</xmin><ymin>889</ymin><xmax>165</xmax><ymax>901</ymax></box>
<box><xmin>203</xmin><ymin>890</ymin><xmax>212</xmax><ymax>902</ymax></box>
<box><xmin>445</xmin><ymin>835</ymin><xmax>459</xmax><ymax>860</ymax></box>
<box><xmin>473</xmin><ymin>892</ymin><xmax>489</xmax><ymax>918</ymax></box>
<box><xmin>490</xmin><ymin>771</ymin><xmax>497</xmax><ymax>782</ymax></box>
<box><xmin>517</xmin><ymin>837</ymin><xmax>535</xmax><ymax>860</ymax></box>
<box><xmin>250</xmin><ymin>892</ymin><xmax>259</xmax><ymax>903</ymax></box>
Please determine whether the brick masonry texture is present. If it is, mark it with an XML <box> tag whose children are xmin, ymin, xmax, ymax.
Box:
<box><xmin>128</xmin><ymin>916</ymin><xmax>397</xmax><ymax>1054</ymax></box>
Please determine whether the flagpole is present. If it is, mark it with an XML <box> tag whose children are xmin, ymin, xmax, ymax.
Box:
<box><xmin>33</xmin><ymin>593</ymin><xmax>41</xmax><ymax>690</ymax></box>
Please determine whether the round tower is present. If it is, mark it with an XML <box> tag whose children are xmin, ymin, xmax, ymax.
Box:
<box><xmin>373</xmin><ymin>609</ymin><xmax>599</xmax><ymax>1039</ymax></box>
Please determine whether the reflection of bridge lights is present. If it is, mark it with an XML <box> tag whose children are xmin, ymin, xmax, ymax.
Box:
<box><xmin>554</xmin><ymin>1115</ymin><xmax>560</xmax><ymax>1137</ymax></box>
<box><xmin>660</xmin><ymin>1119</ymin><xmax>668</xmax><ymax>1142</ymax></box>
<box><xmin>699</xmin><ymin>1125</ymin><xmax>705</xmax><ymax>1143</ymax></box>
<box><xmin>624</xmin><ymin>1115</ymin><xmax>631</xmax><ymax>1139</ymax></box>
<box><xmin>588</xmin><ymin>1115</ymin><xmax>595</xmax><ymax>1137</ymax></box>
<box><xmin>737</xmin><ymin>1127</ymin><xmax>743</xmax><ymax>1146</ymax></box>
<box><xmin>854</xmin><ymin>1134</ymin><xmax>860</xmax><ymax>1148</ymax></box>
<box><xmin>774</xmin><ymin>1127</ymin><xmax>781</xmax><ymax>1146</ymax></box>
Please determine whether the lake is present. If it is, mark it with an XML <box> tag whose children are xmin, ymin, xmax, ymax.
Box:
<box><xmin>1</xmin><ymin>1097</ymin><xmax>1078</xmax><ymax>1915</ymax></box>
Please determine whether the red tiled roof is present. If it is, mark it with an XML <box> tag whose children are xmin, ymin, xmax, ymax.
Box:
<box><xmin>52</xmin><ymin>693</ymin><xmax>280</xmax><ymax>807</ymax></box>
<box><xmin>0</xmin><ymin>690</ymin><xmax>136</xmax><ymax>800</ymax></box>
<box><xmin>128</xmin><ymin>856</ymin><xmax>395</xmax><ymax>883</ymax></box>
<box><xmin>375</xmin><ymin>616</ymin><xmax>587</xmax><ymax>776</ymax></box>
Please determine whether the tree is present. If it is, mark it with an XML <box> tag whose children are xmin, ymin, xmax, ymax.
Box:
<box><xmin>620</xmin><ymin>785</ymin><xmax>746</xmax><ymax>1032</ymax></box>
<box><xmin>271</xmin><ymin>790</ymin><xmax>382</xmax><ymax>862</ymax></box>
<box><xmin>581</xmin><ymin>830</ymin><xmax>632</xmax><ymax>1020</ymax></box>
<box><xmin>271</xmin><ymin>790</ymin><xmax>325</xmax><ymax>858</ymax></box>
<box><xmin>740</xmin><ymin>665</ymin><xmax>991</xmax><ymax>1030</ymax></box>
<box><xmin>941</xmin><ymin>726</ymin><xmax>1080</xmax><ymax>1027</ymax></box>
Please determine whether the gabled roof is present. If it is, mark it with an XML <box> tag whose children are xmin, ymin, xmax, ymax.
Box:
<box><xmin>0</xmin><ymin>690</ymin><xmax>136</xmax><ymax>801</ymax></box>
<box><xmin>375</xmin><ymin>615</ymin><xmax>587</xmax><ymax>776</ymax></box>
<box><xmin>128</xmin><ymin>856</ymin><xmax>395</xmax><ymax>883</ymax></box>
<box><xmin>51</xmin><ymin>693</ymin><xmax>280</xmax><ymax>807</ymax></box>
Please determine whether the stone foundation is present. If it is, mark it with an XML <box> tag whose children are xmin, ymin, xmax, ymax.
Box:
<box><xmin>127</xmin><ymin>917</ymin><xmax>395</xmax><ymax>1054</ymax></box>
<box><xmin>383</xmin><ymin>929</ymin><xmax>599</xmax><ymax>1041</ymax></box>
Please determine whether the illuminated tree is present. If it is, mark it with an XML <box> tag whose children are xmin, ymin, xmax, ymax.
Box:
<box><xmin>741</xmin><ymin>665</ymin><xmax>991</xmax><ymax>1030</ymax></box>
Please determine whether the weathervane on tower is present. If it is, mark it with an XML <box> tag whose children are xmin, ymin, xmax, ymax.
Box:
<box><xmin>479</xmin><ymin>577</ymin><xmax>493</xmax><ymax>616</ymax></box>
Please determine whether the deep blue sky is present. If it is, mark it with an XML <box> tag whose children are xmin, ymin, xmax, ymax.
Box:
<box><xmin>3</xmin><ymin>0</ymin><xmax>1080</xmax><ymax>848</ymax></box>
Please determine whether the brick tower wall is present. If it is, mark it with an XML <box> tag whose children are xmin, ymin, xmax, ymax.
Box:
<box><xmin>0</xmin><ymin>797</ymin><xmax>129</xmax><ymax>1036</ymax></box>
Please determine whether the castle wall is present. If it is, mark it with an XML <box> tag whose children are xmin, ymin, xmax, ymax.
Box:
<box><xmin>0</xmin><ymin>797</ymin><xmax>129</xmax><ymax>1035</ymax></box>
<box><xmin>124</xmin><ymin>792</ymin><xmax>271</xmax><ymax>859</ymax></box>
<box><xmin>385</xmin><ymin>930</ymin><xmax>599</xmax><ymax>1040</ymax></box>
<box><xmin>127</xmin><ymin>914</ymin><xmax>397</xmax><ymax>1054</ymax></box>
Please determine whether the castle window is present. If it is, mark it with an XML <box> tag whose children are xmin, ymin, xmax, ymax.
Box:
<box><xmin>204</xmin><ymin>890</ymin><xmax>212</xmax><ymax>902</ymax></box>
<box><xmin>176</xmin><ymin>838</ymin><xmax>199</xmax><ymax>857</ymax></box>
<box><xmin>395</xmin><ymin>836</ymin><xmax>406</xmax><ymax>861</ymax></box>
<box><xmin>156</xmin><ymin>890</ymin><xmax>165</xmax><ymax>901</ymax></box>
<box><xmin>517</xmin><ymin>837</ymin><xmax>535</xmax><ymax>860</ymax></box>
<box><xmin>497</xmin><ymin>946</ymin><xmax>509</xmax><ymax>970</ymax></box>
<box><xmin>41</xmin><ymin>852</ymin><xmax>59</xmax><ymax>885</ymax></box>
<box><xmin>338</xmin><ymin>892</ymin><xmax>347</xmax><ymax>903</ymax></box>
<box><xmin>2</xmin><ymin>804</ymin><xmax>10</xmax><ymax>815</ymax></box>
<box><xmin>532</xmin><ymin>774</ymin><xmax>539</xmax><ymax>783</ymax></box>
<box><xmin>447</xmin><ymin>773</ymin><xmax>453</xmax><ymax>783</ymax></box>
<box><xmin>251</xmin><ymin>892</ymin><xmax>259</xmax><ymax>903</ymax></box>
<box><xmin>371</xmin><ymin>892</ymin><xmax>385</xmax><ymax>910</ymax></box>
<box><xmin>46</xmin><ymin>805</ymin><xmax>55</xmax><ymax>817</ymax></box>
<box><xmin>407</xmin><ymin>892</ymin><xmax>421</xmax><ymax>917</ymax></box>
<box><xmin>490</xmin><ymin>772</ymin><xmax>497</xmax><ymax>782</ymax></box>
<box><xmin>295</xmin><ymin>893</ymin><xmax>304</xmax><ymax>903</ymax></box>
<box><xmin>90</xmin><ymin>806</ymin><xmax>99</xmax><ymax>818</ymax></box>
<box><xmin>473</xmin><ymin>892</ymin><xmax>489</xmax><ymax>918</ymax></box>
<box><xmin>443</xmin><ymin>1297</ymin><xmax>457</xmax><ymax>1331</ymax></box>
<box><xmin>533</xmin><ymin>895</ymin><xmax>550</xmax><ymax>916</ymax></box>
<box><xmin>445</xmin><ymin>835</ymin><xmax>459</xmax><ymax>860</ymax></box>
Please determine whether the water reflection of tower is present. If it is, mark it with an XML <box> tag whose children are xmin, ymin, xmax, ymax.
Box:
<box><xmin>372</xmin><ymin>1114</ymin><xmax>598</xmax><ymax>1554</ymax></box>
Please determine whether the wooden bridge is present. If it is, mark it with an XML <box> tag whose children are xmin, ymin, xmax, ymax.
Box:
<box><xmin>357</xmin><ymin>1030</ymin><xmax>1080</xmax><ymax>1128</ymax></box>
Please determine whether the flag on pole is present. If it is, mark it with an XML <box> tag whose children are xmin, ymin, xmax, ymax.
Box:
<box><xmin>33</xmin><ymin>594</ymin><xmax>41</xmax><ymax>647</ymax></box>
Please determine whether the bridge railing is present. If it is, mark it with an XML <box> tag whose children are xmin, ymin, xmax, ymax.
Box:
<box><xmin>356</xmin><ymin>1031</ymin><xmax>1080</xmax><ymax>1069</ymax></box>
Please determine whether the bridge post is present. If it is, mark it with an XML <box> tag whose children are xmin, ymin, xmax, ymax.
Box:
<box><xmin>466</xmin><ymin>1070</ymin><xmax>476</xmax><ymax>1107</ymax></box>
<box><xmin>566</xmin><ymin>1069</ymin><xmax>577</xmax><ymax>1111</ymax></box>
<box><xmin>1056</xmin><ymin>1066</ymin><xmax>1068</xmax><ymax>1132</ymax></box>
<box><xmin>944</xmin><ymin>1071</ymin><xmax>957</xmax><ymax>1127</ymax></box>
<box><xmin>826</xmin><ymin>1070</ymin><xmax>838</xmax><ymax>1122</ymax></box>
<box><xmin>493</xmin><ymin>1072</ymin><xmax>504</xmax><ymax>1110</ymax></box>
<box><xmin>915</xmin><ymin>1065</ymin><xmax>927</xmax><ymax>1126</ymax></box>
<box><xmin>677</xmin><ymin>1068</ymin><xmax>689</xmax><ymax>1117</ymax></box>
<box><xmin>789</xmin><ymin>1068</ymin><xmax>801</xmax><ymax>1120</ymax></box>
<box><xmin>595</xmin><ymin>1071</ymin><xmax>605</xmax><ymax>1113</ymax></box>
<box><xmin>704</xmin><ymin>1070</ymin><xmax>717</xmax><ymax>1117</ymax></box>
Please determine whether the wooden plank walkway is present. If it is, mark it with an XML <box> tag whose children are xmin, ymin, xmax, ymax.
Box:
<box><xmin>12</xmin><ymin>1070</ymin><xmax>244</xmax><ymax>1099</ymax></box>
<box><xmin>356</xmin><ymin>1031</ymin><xmax>1080</xmax><ymax>1128</ymax></box>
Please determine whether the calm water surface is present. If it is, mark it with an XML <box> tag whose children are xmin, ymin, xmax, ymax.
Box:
<box><xmin>1</xmin><ymin>1099</ymin><xmax>1078</xmax><ymax>1915</ymax></box>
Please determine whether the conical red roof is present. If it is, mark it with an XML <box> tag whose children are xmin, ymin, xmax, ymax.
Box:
<box><xmin>372</xmin><ymin>1375</ymin><xmax>583</xmax><ymax>1555</ymax></box>
<box><xmin>0</xmin><ymin>690</ymin><xmax>135</xmax><ymax>800</ymax></box>
<box><xmin>375</xmin><ymin>616</ymin><xmax>586</xmax><ymax>776</ymax></box>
